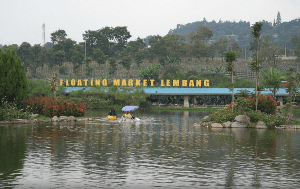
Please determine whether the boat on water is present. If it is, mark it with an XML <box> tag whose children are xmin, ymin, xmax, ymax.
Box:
<box><xmin>94</xmin><ymin>106</ymin><xmax>153</xmax><ymax>123</ymax></box>
<box><xmin>107</xmin><ymin>109</ymin><xmax>118</xmax><ymax>120</ymax></box>
<box><xmin>120</xmin><ymin>105</ymin><xmax>140</xmax><ymax>122</ymax></box>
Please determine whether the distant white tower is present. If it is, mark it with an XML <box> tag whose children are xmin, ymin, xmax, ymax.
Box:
<box><xmin>42</xmin><ymin>23</ymin><xmax>45</xmax><ymax>47</ymax></box>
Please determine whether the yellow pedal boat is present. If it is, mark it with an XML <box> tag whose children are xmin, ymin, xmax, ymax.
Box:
<box><xmin>107</xmin><ymin>115</ymin><xmax>117</xmax><ymax>120</ymax></box>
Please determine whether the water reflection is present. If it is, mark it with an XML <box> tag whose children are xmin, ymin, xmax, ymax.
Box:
<box><xmin>0</xmin><ymin>126</ymin><xmax>30</xmax><ymax>189</ymax></box>
<box><xmin>1</xmin><ymin>110</ymin><xmax>300</xmax><ymax>188</ymax></box>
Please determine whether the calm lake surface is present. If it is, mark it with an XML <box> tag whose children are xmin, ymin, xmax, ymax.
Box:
<box><xmin>1</xmin><ymin>109</ymin><xmax>300</xmax><ymax>189</ymax></box>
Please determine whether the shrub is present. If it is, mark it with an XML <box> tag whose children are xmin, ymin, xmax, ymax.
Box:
<box><xmin>247</xmin><ymin>95</ymin><xmax>277</xmax><ymax>114</ymax></box>
<box><xmin>247</xmin><ymin>111</ymin><xmax>284</xmax><ymax>128</ymax></box>
<box><xmin>22</xmin><ymin>96</ymin><xmax>86</xmax><ymax>117</ymax></box>
<box><xmin>0</xmin><ymin>98</ymin><xmax>29</xmax><ymax>121</ymax></box>
<box><xmin>210</xmin><ymin>103</ymin><xmax>284</xmax><ymax>128</ymax></box>
<box><xmin>27</xmin><ymin>79</ymin><xmax>52</xmax><ymax>97</ymax></box>
<box><xmin>231</xmin><ymin>95</ymin><xmax>277</xmax><ymax>115</ymax></box>
<box><xmin>209</xmin><ymin>106</ymin><xmax>242</xmax><ymax>123</ymax></box>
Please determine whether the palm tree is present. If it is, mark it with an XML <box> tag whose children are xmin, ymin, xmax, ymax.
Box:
<box><xmin>261</xmin><ymin>67</ymin><xmax>285</xmax><ymax>99</ymax></box>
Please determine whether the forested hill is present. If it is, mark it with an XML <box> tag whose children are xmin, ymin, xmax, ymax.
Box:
<box><xmin>167</xmin><ymin>18</ymin><xmax>300</xmax><ymax>49</ymax></box>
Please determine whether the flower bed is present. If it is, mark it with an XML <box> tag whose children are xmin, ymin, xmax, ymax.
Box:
<box><xmin>22</xmin><ymin>96</ymin><xmax>86</xmax><ymax>117</ymax></box>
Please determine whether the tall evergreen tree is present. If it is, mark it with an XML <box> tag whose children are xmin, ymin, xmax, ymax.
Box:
<box><xmin>276</xmin><ymin>11</ymin><xmax>282</xmax><ymax>26</ymax></box>
<box><xmin>0</xmin><ymin>49</ymin><xmax>28</xmax><ymax>105</ymax></box>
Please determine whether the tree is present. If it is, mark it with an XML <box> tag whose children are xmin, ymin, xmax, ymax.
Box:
<box><xmin>17</xmin><ymin>42</ymin><xmax>32</xmax><ymax>70</ymax></box>
<box><xmin>31</xmin><ymin>44</ymin><xmax>42</xmax><ymax>63</ymax></box>
<box><xmin>260</xmin><ymin>35</ymin><xmax>280</xmax><ymax>66</ymax></box>
<box><xmin>225</xmin><ymin>51</ymin><xmax>237</xmax><ymax>111</ymax></box>
<box><xmin>108</xmin><ymin>57</ymin><xmax>117</xmax><ymax>75</ymax></box>
<box><xmin>215</xmin><ymin>38</ymin><xmax>229</xmax><ymax>65</ymax></box>
<box><xmin>120</xmin><ymin>51</ymin><xmax>132</xmax><ymax>72</ymax></box>
<box><xmin>111</xmin><ymin>26</ymin><xmax>132</xmax><ymax>55</ymax></box>
<box><xmin>149</xmin><ymin>35</ymin><xmax>167</xmax><ymax>62</ymax></box>
<box><xmin>250</xmin><ymin>22</ymin><xmax>263</xmax><ymax>111</ymax></box>
<box><xmin>283</xmin><ymin>68</ymin><xmax>300</xmax><ymax>123</ymax></box>
<box><xmin>231</xmin><ymin>42</ymin><xmax>242</xmax><ymax>58</ymax></box>
<box><xmin>138</xmin><ymin>62</ymin><xmax>162</xmax><ymax>84</ymax></box>
<box><xmin>92</xmin><ymin>48</ymin><xmax>107</xmax><ymax>64</ymax></box>
<box><xmin>51</xmin><ymin>29</ymin><xmax>67</xmax><ymax>45</ymax></box>
<box><xmin>127</xmin><ymin>37</ymin><xmax>147</xmax><ymax>67</ymax></box>
<box><xmin>261</xmin><ymin>67</ymin><xmax>285</xmax><ymax>99</ymax></box>
<box><xmin>83</xmin><ymin>26</ymin><xmax>131</xmax><ymax>58</ymax></box>
<box><xmin>0</xmin><ymin>49</ymin><xmax>27</xmax><ymax>105</ymax></box>
<box><xmin>206</xmin><ymin>43</ymin><xmax>216</xmax><ymax>64</ymax></box>
<box><xmin>70</xmin><ymin>44</ymin><xmax>84</xmax><ymax>66</ymax></box>
<box><xmin>163</xmin><ymin>34</ymin><xmax>186</xmax><ymax>67</ymax></box>
<box><xmin>276</xmin><ymin>11</ymin><xmax>282</xmax><ymax>27</ymax></box>
<box><xmin>127</xmin><ymin>37</ymin><xmax>147</xmax><ymax>52</ymax></box>
<box><xmin>189</xmin><ymin>25</ymin><xmax>213</xmax><ymax>43</ymax></box>
<box><xmin>53</xmin><ymin>50</ymin><xmax>65</xmax><ymax>66</ymax></box>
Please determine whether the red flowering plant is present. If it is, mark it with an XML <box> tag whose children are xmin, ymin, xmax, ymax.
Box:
<box><xmin>22</xmin><ymin>95</ymin><xmax>86</xmax><ymax>117</ymax></box>
<box><xmin>232</xmin><ymin>95</ymin><xmax>277</xmax><ymax>115</ymax></box>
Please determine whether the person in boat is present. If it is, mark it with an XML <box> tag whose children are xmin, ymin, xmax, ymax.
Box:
<box><xmin>108</xmin><ymin>109</ymin><xmax>118</xmax><ymax>117</ymax></box>
<box><xmin>124</xmin><ymin>112</ymin><xmax>131</xmax><ymax>119</ymax></box>
<box><xmin>130</xmin><ymin>111</ymin><xmax>135</xmax><ymax>119</ymax></box>
<box><xmin>123</xmin><ymin>111</ymin><xmax>136</xmax><ymax>120</ymax></box>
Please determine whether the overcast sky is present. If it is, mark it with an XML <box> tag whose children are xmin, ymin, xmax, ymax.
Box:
<box><xmin>1</xmin><ymin>0</ymin><xmax>299</xmax><ymax>46</ymax></box>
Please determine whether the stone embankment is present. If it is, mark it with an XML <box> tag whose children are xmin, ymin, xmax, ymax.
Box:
<box><xmin>0</xmin><ymin>114</ymin><xmax>96</xmax><ymax>125</ymax></box>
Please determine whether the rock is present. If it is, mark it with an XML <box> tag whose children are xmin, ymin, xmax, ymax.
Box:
<box><xmin>88</xmin><ymin>118</ymin><xmax>93</xmax><ymax>121</ymax></box>
<box><xmin>14</xmin><ymin>119</ymin><xmax>24</xmax><ymax>124</ymax></box>
<box><xmin>235</xmin><ymin>115</ymin><xmax>250</xmax><ymax>123</ymax></box>
<box><xmin>275</xmin><ymin>125</ymin><xmax>300</xmax><ymax>129</ymax></box>
<box><xmin>69</xmin><ymin>116</ymin><xmax>76</xmax><ymax>121</ymax></box>
<box><xmin>202</xmin><ymin>121</ymin><xmax>212</xmax><ymax>127</ymax></box>
<box><xmin>255</xmin><ymin>121</ymin><xmax>268</xmax><ymax>129</ymax></box>
<box><xmin>211</xmin><ymin>123</ymin><xmax>223</xmax><ymax>128</ymax></box>
<box><xmin>30</xmin><ymin>114</ymin><xmax>39</xmax><ymax>118</ymax></box>
<box><xmin>52</xmin><ymin>116</ymin><xmax>59</xmax><ymax>122</ymax></box>
<box><xmin>231</xmin><ymin>121</ymin><xmax>248</xmax><ymax>128</ymax></box>
<box><xmin>203</xmin><ymin>116</ymin><xmax>210</xmax><ymax>122</ymax></box>
<box><xmin>222</xmin><ymin>121</ymin><xmax>232</xmax><ymax>128</ymax></box>
<box><xmin>193</xmin><ymin>123</ymin><xmax>201</xmax><ymax>127</ymax></box>
<box><xmin>23</xmin><ymin>120</ymin><xmax>30</xmax><ymax>124</ymax></box>
<box><xmin>59</xmin><ymin>116</ymin><xmax>68</xmax><ymax>121</ymax></box>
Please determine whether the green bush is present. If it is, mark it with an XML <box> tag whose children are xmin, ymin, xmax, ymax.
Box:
<box><xmin>209</xmin><ymin>106</ymin><xmax>242</xmax><ymax>123</ymax></box>
<box><xmin>0</xmin><ymin>98</ymin><xmax>29</xmax><ymax>121</ymax></box>
<box><xmin>209</xmin><ymin>104</ymin><xmax>284</xmax><ymax>128</ymax></box>
<box><xmin>247</xmin><ymin>112</ymin><xmax>284</xmax><ymax>128</ymax></box>
<box><xmin>27</xmin><ymin>79</ymin><xmax>52</xmax><ymax>97</ymax></box>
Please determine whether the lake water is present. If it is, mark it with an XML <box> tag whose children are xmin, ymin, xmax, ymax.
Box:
<box><xmin>1</xmin><ymin>109</ymin><xmax>300</xmax><ymax>189</ymax></box>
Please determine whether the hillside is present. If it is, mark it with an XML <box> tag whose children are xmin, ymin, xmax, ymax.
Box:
<box><xmin>165</xmin><ymin>17</ymin><xmax>300</xmax><ymax>50</ymax></box>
